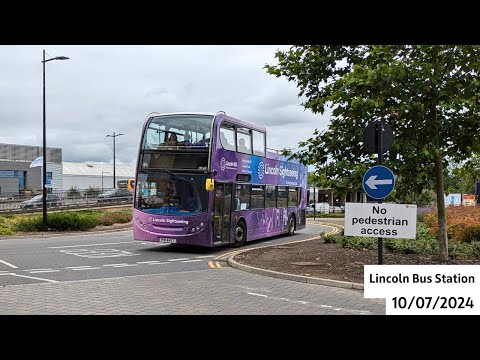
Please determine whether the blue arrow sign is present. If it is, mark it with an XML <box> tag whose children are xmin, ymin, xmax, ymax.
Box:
<box><xmin>362</xmin><ymin>165</ymin><xmax>395</xmax><ymax>199</ymax></box>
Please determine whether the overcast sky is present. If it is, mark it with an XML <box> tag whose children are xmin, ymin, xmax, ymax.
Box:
<box><xmin>0</xmin><ymin>45</ymin><xmax>331</xmax><ymax>166</ymax></box>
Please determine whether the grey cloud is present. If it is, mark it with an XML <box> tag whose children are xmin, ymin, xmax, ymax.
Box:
<box><xmin>0</xmin><ymin>45</ymin><xmax>327</xmax><ymax>165</ymax></box>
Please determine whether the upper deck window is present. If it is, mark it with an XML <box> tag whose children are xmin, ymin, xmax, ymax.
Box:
<box><xmin>220</xmin><ymin>123</ymin><xmax>236</xmax><ymax>151</ymax></box>
<box><xmin>252</xmin><ymin>130</ymin><xmax>266</xmax><ymax>157</ymax></box>
<box><xmin>236</xmin><ymin>127</ymin><xmax>252</xmax><ymax>155</ymax></box>
<box><xmin>143</xmin><ymin>115</ymin><xmax>213</xmax><ymax>150</ymax></box>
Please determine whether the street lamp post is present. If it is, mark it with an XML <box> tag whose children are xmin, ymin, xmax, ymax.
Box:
<box><xmin>42</xmin><ymin>50</ymin><xmax>69</xmax><ymax>231</ymax></box>
<box><xmin>106</xmin><ymin>132</ymin><xmax>124</xmax><ymax>189</ymax></box>
<box><xmin>101</xmin><ymin>171</ymin><xmax>111</xmax><ymax>193</ymax></box>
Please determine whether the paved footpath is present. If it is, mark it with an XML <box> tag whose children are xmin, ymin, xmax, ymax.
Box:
<box><xmin>0</xmin><ymin>267</ymin><xmax>385</xmax><ymax>315</ymax></box>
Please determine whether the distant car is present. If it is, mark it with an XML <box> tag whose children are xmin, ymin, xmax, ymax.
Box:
<box><xmin>20</xmin><ymin>194</ymin><xmax>62</xmax><ymax>209</ymax></box>
<box><xmin>330</xmin><ymin>202</ymin><xmax>345</xmax><ymax>213</ymax></box>
<box><xmin>97</xmin><ymin>188</ymin><xmax>133</xmax><ymax>203</ymax></box>
<box><xmin>306</xmin><ymin>202</ymin><xmax>330</xmax><ymax>214</ymax></box>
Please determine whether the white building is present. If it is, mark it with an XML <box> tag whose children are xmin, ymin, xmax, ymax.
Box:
<box><xmin>62</xmin><ymin>162</ymin><xmax>135</xmax><ymax>191</ymax></box>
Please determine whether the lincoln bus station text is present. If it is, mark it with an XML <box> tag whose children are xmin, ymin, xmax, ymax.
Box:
<box><xmin>370</xmin><ymin>273</ymin><xmax>476</xmax><ymax>284</ymax></box>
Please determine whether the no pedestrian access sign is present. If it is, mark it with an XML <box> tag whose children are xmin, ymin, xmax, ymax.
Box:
<box><xmin>363</xmin><ymin>165</ymin><xmax>395</xmax><ymax>199</ymax></box>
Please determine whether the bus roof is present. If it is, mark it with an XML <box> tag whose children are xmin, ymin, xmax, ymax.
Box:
<box><xmin>220</xmin><ymin>114</ymin><xmax>267</xmax><ymax>133</ymax></box>
<box><xmin>144</xmin><ymin>112</ymin><xmax>267</xmax><ymax>133</ymax></box>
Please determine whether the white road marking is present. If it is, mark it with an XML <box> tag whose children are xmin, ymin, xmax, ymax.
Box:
<box><xmin>0</xmin><ymin>259</ymin><xmax>18</xmax><ymax>269</ymax></box>
<box><xmin>59</xmin><ymin>248</ymin><xmax>139</xmax><ymax>258</ymax></box>
<box><xmin>50</xmin><ymin>241</ymin><xmax>137</xmax><ymax>249</ymax></box>
<box><xmin>247</xmin><ymin>292</ymin><xmax>268</xmax><ymax>298</ymax></box>
<box><xmin>65</xmin><ymin>266</ymin><xmax>96</xmax><ymax>269</ymax></box>
<box><xmin>103</xmin><ymin>264</ymin><xmax>138</xmax><ymax>268</ymax></box>
<box><xmin>0</xmin><ymin>272</ymin><xmax>13</xmax><ymax>275</ymax></box>
<box><xmin>195</xmin><ymin>255</ymin><xmax>216</xmax><ymax>259</ymax></box>
<box><xmin>136</xmin><ymin>261</ymin><xmax>161</xmax><ymax>264</ymax></box>
<box><xmin>71</xmin><ymin>267</ymin><xmax>101</xmax><ymax>271</ymax></box>
<box><xmin>28</xmin><ymin>270</ymin><xmax>60</xmax><ymax>273</ymax></box>
<box><xmin>245</xmin><ymin>291</ymin><xmax>371</xmax><ymax>315</ymax></box>
<box><xmin>8</xmin><ymin>273</ymin><xmax>59</xmax><ymax>283</ymax></box>
<box><xmin>167</xmin><ymin>258</ymin><xmax>190</xmax><ymax>262</ymax></box>
<box><xmin>147</xmin><ymin>262</ymin><xmax>170</xmax><ymax>265</ymax></box>
<box><xmin>294</xmin><ymin>301</ymin><xmax>309</xmax><ymax>305</ymax></box>
<box><xmin>103</xmin><ymin>263</ymin><xmax>129</xmax><ymax>267</ymax></box>
<box><xmin>181</xmin><ymin>259</ymin><xmax>203</xmax><ymax>263</ymax></box>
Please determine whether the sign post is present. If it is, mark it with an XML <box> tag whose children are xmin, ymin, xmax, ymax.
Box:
<box><xmin>362</xmin><ymin>120</ymin><xmax>393</xmax><ymax>264</ymax></box>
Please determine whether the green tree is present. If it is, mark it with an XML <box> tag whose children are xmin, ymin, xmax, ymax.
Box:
<box><xmin>266</xmin><ymin>45</ymin><xmax>480</xmax><ymax>260</ymax></box>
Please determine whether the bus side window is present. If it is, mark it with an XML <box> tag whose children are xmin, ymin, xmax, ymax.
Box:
<box><xmin>252</xmin><ymin>130</ymin><xmax>266</xmax><ymax>157</ymax></box>
<box><xmin>236</xmin><ymin>127</ymin><xmax>252</xmax><ymax>155</ymax></box>
<box><xmin>220</xmin><ymin>123</ymin><xmax>235</xmax><ymax>151</ymax></box>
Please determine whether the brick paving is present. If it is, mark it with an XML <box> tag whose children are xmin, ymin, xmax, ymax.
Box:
<box><xmin>0</xmin><ymin>268</ymin><xmax>385</xmax><ymax>315</ymax></box>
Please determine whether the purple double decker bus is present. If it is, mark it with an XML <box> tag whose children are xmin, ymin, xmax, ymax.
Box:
<box><xmin>133</xmin><ymin>112</ymin><xmax>308</xmax><ymax>247</ymax></box>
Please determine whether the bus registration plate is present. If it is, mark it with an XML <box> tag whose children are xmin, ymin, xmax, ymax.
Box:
<box><xmin>158</xmin><ymin>238</ymin><xmax>176</xmax><ymax>244</ymax></box>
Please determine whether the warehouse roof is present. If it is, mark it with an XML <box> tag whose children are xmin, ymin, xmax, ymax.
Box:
<box><xmin>62</xmin><ymin>162</ymin><xmax>135</xmax><ymax>177</ymax></box>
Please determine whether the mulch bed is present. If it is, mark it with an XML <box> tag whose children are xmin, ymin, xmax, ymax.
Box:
<box><xmin>234</xmin><ymin>239</ymin><xmax>480</xmax><ymax>284</ymax></box>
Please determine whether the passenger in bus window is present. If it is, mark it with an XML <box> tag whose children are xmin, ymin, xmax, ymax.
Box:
<box><xmin>181</xmin><ymin>133</ymin><xmax>192</xmax><ymax>147</ymax></box>
<box><xmin>166</xmin><ymin>133</ymin><xmax>178</xmax><ymax>146</ymax></box>
<box><xmin>238</xmin><ymin>138</ymin><xmax>249</xmax><ymax>153</ymax></box>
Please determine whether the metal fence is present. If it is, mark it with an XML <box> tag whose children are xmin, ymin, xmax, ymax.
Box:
<box><xmin>0</xmin><ymin>188</ymin><xmax>132</xmax><ymax>213</ymax></box>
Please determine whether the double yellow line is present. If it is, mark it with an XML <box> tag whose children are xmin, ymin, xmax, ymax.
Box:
<box><xmin>208</xmin><ymin>261</ymin><xmax>222</xmax><ymax>268</ymax></box>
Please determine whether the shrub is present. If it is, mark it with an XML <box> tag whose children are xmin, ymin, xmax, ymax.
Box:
<box><xmin>85</xmin><ymin>186</ymin><xmax>101</xmax><ymax>198</ymax></box>
<box><xmin>340</xmin><ymin>236</ymin><xmax>377</xmax><ymax>250</ymax></box>
<box><xmin>15</xmin><ymin>215</ymin><xmax>43</xmax><ymax>232</ymax></box>
<box><xmin>323</xmin><ymin>234</ymin><xmax>339</xmax><ymax>243</ymax></box>
<box><xmin>98</xmin><ymin>211</ymin><xmax>132</xmax><ymax>226</ymax></box>
<box><xmin>47</xmin><ymin>212</ymin><xmax>99</xmax><ymax>231</ymax></box>
<box><xmin>67</xmin><ymin>186</ymin><xmax>81</xmax><ymax>198</ymax></box>
<box><xmin>0</xmin><ymin>228</ymin><xmax>15</xmax><ymax>235</ymax></box>
<box><xmin>461</xmin><ymin>226</ymin><xmax>480</xmax><ymax>243</ymax></box>
<box><xmin>423</xmin><ymin>206</ymin><xmax>480</xmax><ymax>242</ymax></box>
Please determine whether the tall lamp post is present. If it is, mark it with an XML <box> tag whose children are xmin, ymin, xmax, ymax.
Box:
<box><xmin>106</xmin><ymin>132</ymin><xmax>124</xmax><ymax>189</ymax></box>
<box><xmin>42</xmin><ymin>49</ymin><xmax>69</xmax><ymax>231</ymax></box>
<box><xmin>101</xmin><ymin>171</ymin><xmax>111</xmax><ymax>193</ymax></box>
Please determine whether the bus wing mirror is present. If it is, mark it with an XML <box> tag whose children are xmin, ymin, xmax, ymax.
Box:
<box><xmin>206</xmin><ymin>179</ymin><xmax>214</xmax><ymax>191</ymax></box>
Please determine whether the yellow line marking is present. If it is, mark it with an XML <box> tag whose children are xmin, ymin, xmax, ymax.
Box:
<box><xmin>215</xmin><ymin>262</ymin><xmax>221</xmax><ymax>268</ymax></box>
<box><xmin>208</xmin><ymin>261</ymin><xmax>216</xmax><ymax>269</ymax></box>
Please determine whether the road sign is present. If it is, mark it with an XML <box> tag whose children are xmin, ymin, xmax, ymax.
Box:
<box><xmin>344</xmin><ymin>203</ymin><xmax>417</xmax><ymax>239</ymax></box>
<box><xmin>46</xmin><ymin>178</ymin><xmax>51</xmax><ymax>185</ymax></box>
<box><xmin>363</xmin><ymin>165</ymin><xmax>395</xmax><ymax>199</ymax></box>
<box><xmin>363</xmin><ymin>121</ymin><xmax>393</xmax><ymax>154</ymax></box>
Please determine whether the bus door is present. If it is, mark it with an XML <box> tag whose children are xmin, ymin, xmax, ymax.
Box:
<box><xmin>213</xmin><ymin>183</ymin><xmax>233</xmax><ymax>245</ymax></box>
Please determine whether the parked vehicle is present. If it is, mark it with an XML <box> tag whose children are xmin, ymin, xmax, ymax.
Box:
<box><xmin>330</xmin><ymin>202</ymin><xmax>345</xmax><ymax>213</ymax></box>
<box><xmin>306</xmin><ymin>202</ymin><xmax>330</xmax><ymax>214</ymax></box>
<box><xmin>97</xmin><ymin>188</ymin><xmax>133</xmax><ymax>203</ymax></box>
<box><xmin>20</xmin><ymin>194</ymin><xmax>63</xmax><ymax>209</ymax></box>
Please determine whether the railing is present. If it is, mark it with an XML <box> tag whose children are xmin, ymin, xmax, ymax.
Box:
<box><xmin>0</xmin><ymin>189</ymin><xmax>132</xmax><ymax>213</ymax></box>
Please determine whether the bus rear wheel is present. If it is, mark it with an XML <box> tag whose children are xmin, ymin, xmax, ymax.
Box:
<box><xmin>232</xmin><ymin>221</ymin><xmax>246</xmax><ymax>247</ymax></box>
<box><xmin>288</xmin><ymin>216</ymin><xmax>295</xmax><ymax>236</ymax></box>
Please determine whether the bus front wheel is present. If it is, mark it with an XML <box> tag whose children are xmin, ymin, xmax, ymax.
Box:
<box><xmin>288</xmin><ymin>216</ymin><xmax>295</xmax><ymax>236</ymax></box>
<box><xmin>232</xmin><ymin>221</ymin><xmax>246</xmax><ymax>247</ymax></box>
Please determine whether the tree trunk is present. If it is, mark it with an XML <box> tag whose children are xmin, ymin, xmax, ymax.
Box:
<box><xmin>434</xmin><ymin>152</ymin><xmax>448</xmax><ymax>260</ymax></box>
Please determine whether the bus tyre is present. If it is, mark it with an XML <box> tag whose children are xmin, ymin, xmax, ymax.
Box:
<box><xmin>232</xmin><ymin>221</ymin><xmax>246</xmax><ymax>247</ymax></box>
<box><xmin>288</xmin><ymin>216</ymin><xmax>295</xmax><ymax>236</ymax></box>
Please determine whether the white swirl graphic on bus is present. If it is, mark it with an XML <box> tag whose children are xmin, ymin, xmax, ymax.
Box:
<box><xmin>258</xmin><ymin>161</ymin><xmax>264</xmax><ymax>179</ymax></box>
